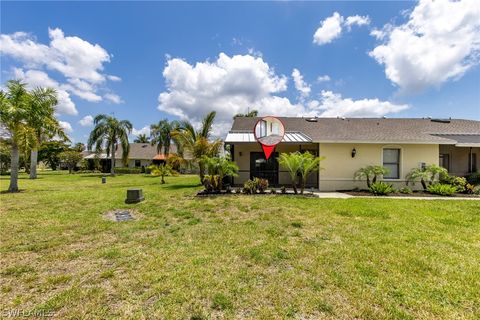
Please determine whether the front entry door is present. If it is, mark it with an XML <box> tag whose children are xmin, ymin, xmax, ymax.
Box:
<box><xmin>250</xmin><ymin>152</ymin><xmax>279</xmax><ymax>185</ymax></box>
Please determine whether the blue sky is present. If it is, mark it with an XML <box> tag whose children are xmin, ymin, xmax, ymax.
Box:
<box><xmin>1</xmin><ymin>1</ymin><xmax>479</xmax><ymax>143</ymax></box>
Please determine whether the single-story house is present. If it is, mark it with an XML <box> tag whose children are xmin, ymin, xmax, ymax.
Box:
<box><xmin>225</xmin><ymin>117</ymin><xmax>480</xmax><ymax>191</ymax></box>
<box><xmin>83</xmin><ymin>143</ymin><xmax>180</xmax><ymax>172</ymax></box>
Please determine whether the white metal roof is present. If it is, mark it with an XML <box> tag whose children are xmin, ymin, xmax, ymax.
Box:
<box><xmin>225</xmin><ymin>131</ymin><xmax>312</xmax><ymax>143</ymax></box>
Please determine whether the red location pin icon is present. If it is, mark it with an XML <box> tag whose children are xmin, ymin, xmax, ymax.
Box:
<box><xmin>254</xmin><ymin>116</ymin><xmax>285</xmax><ymax>160</ymax></box>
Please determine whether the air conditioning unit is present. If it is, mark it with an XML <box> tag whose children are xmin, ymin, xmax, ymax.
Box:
<box><xmin>419</xmin><ymin>162</ymin><xmax>426</xmax><ymax>170</ymax></box>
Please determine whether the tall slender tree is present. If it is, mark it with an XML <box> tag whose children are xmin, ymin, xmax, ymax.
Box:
<box><xmin>87</xmin><ymin>114</ymin><xmax>132</xmax><ymax>175</ymax></box>
<box><xmin>0</xmin><ymin>80</ymin><xmax>67</xmax><ymax>192</ymax></box>
<box><xmin>28</xmin><ymin>87</ymin><xmax>67</xmax><ymax>179</ymax></box>
<box><xmin>173</xmin><ymin>111</ymin><xmax>222</xmax><ymax>182</ymax></box>
<box><xmin>150</xmin><ymin>119</ymin><xmax>180</xmax><ymax>156</ymax></box>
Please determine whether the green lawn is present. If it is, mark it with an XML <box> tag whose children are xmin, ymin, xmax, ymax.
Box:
<box><xmin>1</xmin><ymin>172</ymin><xmax>479</xmax><ymax>319</ymax></box>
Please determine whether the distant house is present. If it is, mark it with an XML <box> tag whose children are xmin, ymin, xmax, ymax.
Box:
<box><xmin>83</xmin><ymin>143</ymin><xmax>180</xmax><ymax>172</ymax></box>
<box><xmin>225</xmin><ymin>117</ymin><xmax>480</xmax><ymax>191</ymax></box>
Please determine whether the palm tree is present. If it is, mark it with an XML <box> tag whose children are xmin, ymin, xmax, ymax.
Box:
<box><xmin>150</xmin><ymin>119</ymin><xmax>180</xmax><ymax>156</ymax></box>
<box><xmin>298</xmin><ymin>152</ymin><xmax>324</xmax><ymax>194</ymax></box>
<box><xmin>173</xmin><ymin>111</ymin><xmax>222</xmax><ymax>183</ymax></box>
<box><xmin>28</xmin><ymin>87</ymin><xmax>67</xmax><ymax>179</ymax></box>
<box><xmin>406</xmin><ymin>164</ymin><xmax>448</xmax><ymax>190</ymax></box>
<box><xmin>87</xmin><ymin>114</ymin><xmax>132</xmax><ymax>175</ymax></box>
<box><xmin>0</xmin><ymin>80</ymin><xmax>67</xmax><ymax>192</ymax></box>
<box><xmin>134</xmin><ymin>134</ymin><xmax>149</xmax><ymax>143</ymax></box>
<box><xmin>148</xmin><ymin>163</ymin><xmax>173</xmax><ymax>184</ymax></box>
<box><xmin>278</xmin><ymin>152</ymin><xmax>303</xmax><ymax>194</ymax></box>
<box><xmin>203</xmin><ymin>155</ymin><xmax>239</xmax><ymax>191</ymax></box>
<box><xmin>354</xmin><ymin>165</ymin><xmax>389</xmax><ymax>188</ymax></box>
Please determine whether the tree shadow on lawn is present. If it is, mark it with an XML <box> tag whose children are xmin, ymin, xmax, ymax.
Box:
<box><xmin>162</xmin><ymin>183</ymin><xmax>202</xmax><ymax>190</ymax></box>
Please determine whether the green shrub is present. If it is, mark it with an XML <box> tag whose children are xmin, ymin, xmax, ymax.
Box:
<box><xmin>254</xmin><ymin>177</ymin><xmax>269</xmax><ymax>193</ymax></box>
<box><xmin>281</xmin><ymin>186</ymin><xmax>287</xmax><ymax>194</ymax></box>
<box><xmin>427</xmin><ymin>183</ymin><xmax>457</xmax><ymax>196</ymax></box>
<box><xmin>235</xmin><ymin>187</ymin><xmax>242</xmax><ymax>194</ymax></box>
<box><xmin>399</xmin><ymin>187</ymin><xmax>412</xmax><ymax>194</ymax></box>
<box><xmin>368</xmin><ymin>182</ymin><xmax>394</xmax><ymax>195</ymax></box>
<box><xmin>440</xmin><ymin>175</ymin><xmax>467</xmax><ymax>192</ymax></box>
<box><xmin>466</xmin><ymin>171</ymin><xmax>480</xmax><ymax>185</ymax></box>
<box><xmin>270</xmin><ymin>188</ymin><xmax>277</xmax><ymax>194</ymax></box>
<box><xmin>473</xmin><ymin>185</ymin><xmax>480</xmax><ymax>195</ymax></box>
<box><xmin>243</xmin><ymin>179</ymin><xmax>257</xmax><ymax>194</ymax></box>
<box><xmin>203</xmin><ymin>175</ymin><xmax>220</xmax><ymax>192</ymax></box>
<box><xmin>115</xmin><ymin>167</ymin><xmax>141</xmax><ymax>174</ymax></box>
<box><xmin>465</xmin><ymin>183</ymin><xmax>476</xmax><ymax>194</ymax></box>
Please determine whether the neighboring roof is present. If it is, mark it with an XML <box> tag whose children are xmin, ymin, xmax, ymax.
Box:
<box><xmin>115</xmin><ymin>143</ymin><xmax>165</xmax><ymax>159</ymax></box>
<box><xmin>225</xmin><ymin>131</ymin><xmax>312</xmax><ymax>143</ymax></box>
<box><xmin>227</xmin><ymin>117</ymin><xmax>480</xmax><ymax>145</ymax></box>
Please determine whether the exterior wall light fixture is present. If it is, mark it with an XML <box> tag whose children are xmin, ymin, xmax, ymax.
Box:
<box><xmin>351</xmin><ymin>148</ymin><xmax>357</xmax><ymax>158</ymax></box>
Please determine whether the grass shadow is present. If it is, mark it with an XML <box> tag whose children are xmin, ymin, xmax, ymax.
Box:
<box><xmin>163</xmin><ymin>183</ymin><xmax>202</xmax><ymax>190</ymax></box>
<box><xmin>0</xmin><ymin>189</ymin><xmax>26</xmax><ymax>194</ymax></box>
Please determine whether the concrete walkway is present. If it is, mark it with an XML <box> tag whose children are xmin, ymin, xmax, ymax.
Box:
<box><xmin>314</xmin><ymin>192</ymin><xmax>480</xmax><ymax>200</ymax></box>
<box><xmin>314</xmin><ymin>192</ymin><xmax>353</xmax><ymax>199</ymax></box>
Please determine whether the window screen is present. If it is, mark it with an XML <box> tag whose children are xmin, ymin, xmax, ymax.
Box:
<box><xmin>383</xmin><ymin>148</ymin><xmax>400</xmax><ymax>179</ymax></box>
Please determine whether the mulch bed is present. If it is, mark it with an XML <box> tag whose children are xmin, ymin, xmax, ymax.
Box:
<box><xmin>196</xmin><ymin>191</ymin><xmax>317</xmax><ymax>197</ymax></box>
<box><xmin>343</xmin><ymin>191</ymin><xmax>480</xmax><ymax>198</ymax></box>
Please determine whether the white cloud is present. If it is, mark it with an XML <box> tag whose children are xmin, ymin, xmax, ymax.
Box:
<box><xmin>78</xmin><ymin>115</ymin><xmax>94</xmax><ymax>127</ymax></box>
<box><xmin>313</xmin><ymin>12</ymin><xmax>344</xmax><ymax>45</ymax></box>
<box><xmin>158</xmin><ymin>53</ymin><xmax>407</xmax><ymax>137</ymax></box>
<box><xmin>158</xmin><ymin>53</ymin><xmax>290</xmax><ymax>137</ymax></box>
<box><xmin>132</xmin><ymin>126</ymin><xmax>150</xmax><ymax>137</ymax></box>
<box><xmin>309</xmin><ymin>91</ymin><xmax>409</xmax><ymax>117</ymax></box>
<box><xmin>345</xmin><ymin>15</ymin><xmax>370</xmax><ymax>30</ymax></box>
<box><xmin>291</xmin><ymin>68</ymin><xmax>311</xmax><ymax>99</ymax></box>
<box><xmin>369</xmin><ymin>0</ymin><xmax>480</xmax><ymax>93</ymax></box>
<box><xmin>59</xmin><ymin>121</ymin><xmax>73</xmax><ymax>133</ymax></box>
<box><xmin>13</xmin><ymin>68</ymin><xmax>78</xmax><ymax>115</ymax></box>
<box><xmin>0</xmin><ymin>28</ymin><xmax>122</xmax><ymax>105</ymax></box>
<box><xmin>104</xmin><ymin>93</ymin><xmax>124</xmax><ymax>104</ymax></box>
<box><xmin>107</xmin><ymin>75</ymin><xmax>121</xmax><ymax>82</ymax></box>
<box><xmin>316</xmin><ymin>75</ymin><xmax>331</xmax><ymax>82</ymax></box>
<box><xmin>313</xmin><ymin>12</ymin><xmax>370</xmax><ymax>45</ymax></box>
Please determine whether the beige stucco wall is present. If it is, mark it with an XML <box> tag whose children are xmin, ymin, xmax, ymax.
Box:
<box><xmin>232</xmin><ymin>143</ymin><xmax>318</xmax><ymax>186</ymax></box>
<box><xmin>114</xmin><ymin>159</ymin><xmax>152</xmax><ymax>168</ymax></box>
<box><xmin>318</xmin><ymin>143</ymin><xmax>439</xmax><ymax>191</ymax></box>
<box><xmin>439</xmin><ymin>145</ymin><xmax>479</xmax><ymax>176</ymax></box>
<box><xmin>231</xmin><ymin>142</ymin><xmax>440</xmax><ymax>191</ymax></box>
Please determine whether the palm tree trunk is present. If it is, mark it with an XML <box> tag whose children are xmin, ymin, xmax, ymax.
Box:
<box><xmin>290</xmin><ymin>175</ymin><xmax>298</xmax><ymax>194</ymax></box>
<box><xmin>199</xmin><ymin>162</ymin><xmax>205</xmax><ymax>183</ymax></box>
<box><xmin>30</xmin><ymin>148</ymin><xmax>38</xmax><ymax>179</ymax></box>
<box><xmin>421</xmin><ymin>179</ymin><xmax>427</xmax><ymax>190</ymax></box>
<box><xmin>9</xmin><ymin>141</ymin><xmax>20</xmax><ymax>192</ymax></box>
<box><xmin>110</xmin><ymin>144</ymin><xmax>115</xmax><ymax>175</ymax></box>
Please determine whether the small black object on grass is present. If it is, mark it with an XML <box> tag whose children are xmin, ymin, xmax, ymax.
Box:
<box><xmin>102</xmin><ymin>176</ymin><xmax>106</xmax><ymax>184</ymax></box>
<box><xmin>125</xmin><ymin>188</ymin><xmax>144</xmax><ymax>204</ymax></box>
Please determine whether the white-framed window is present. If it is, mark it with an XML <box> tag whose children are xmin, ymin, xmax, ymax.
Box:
<box><xmin>383</xmin><ymin>148</ymin><xmax>400</xmax><ymax>179</ymax></box>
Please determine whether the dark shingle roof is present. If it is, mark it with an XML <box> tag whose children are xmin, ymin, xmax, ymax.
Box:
<box><xmin>229</xmin><ymin>117</ymin><xmax>480</xmax><ymax>144</ymax></box>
